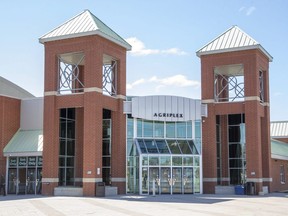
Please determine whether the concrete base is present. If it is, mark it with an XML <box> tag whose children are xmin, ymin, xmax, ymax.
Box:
<box><xmin>105</xmin><ymin>186</ymin><xmax>118</xmax><ymax>196</ymax></box>
<box><xmin>54</xmin><ymin>187</ymin><xmax>83</xmax><ymax>196</ymax></box>
<box><xmin>215</xmin><ymin>186</ymin><xmax>235</xmax><ymax>195</ymax></box>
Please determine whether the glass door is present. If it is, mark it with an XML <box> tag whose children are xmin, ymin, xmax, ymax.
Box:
<box><xmin>141</xmin><ymin>168</ymin><xmax>148</xmax><ymax>194</ymax></box>
<box><xmin>27</xmin><ymin>169</ymin><xmax>36</xmax><ymax>194</ymax></box>
<box><xmin>172</xmin><ymin>168</ymin><xmax>182</xmax><ymax>194</ymax></box>
<box><xmin>183</xmin><ymin>167</ymin><xmax>193</xmax><ymax>194</ymax></box>
<box><xmin>160</xmin><ymin>168</ymin><xmax>171</xmax><ymax>194</ymax></box>
<box><xmin>8</xmin><ymin>169</ymin><xmax>17</xmax><ymax>194</ymax></box>
<box><xmin>36</xmin><ymin>168</ymin><xmax>42</xmax><ymax>194</ymax></box>
<box><xmin>18</xmin><ymin>168</ymin><xmax>26</xmax><ymax>194</ymax></box>
<box><xmin>149</xmin><ymin>168</ymin><xmax>159</xmax><ymax>194</ymax></box>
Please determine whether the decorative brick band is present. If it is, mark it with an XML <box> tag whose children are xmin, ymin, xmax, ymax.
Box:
<box><xmin>42</xmin><ymin>178</ymin><xmax>59</xmax><ymax>183</ymax></box>
<box><xmin>111</xmin><ymin>178</ymin><xmax>126</xmax><ymax>182</ymax></box>
<box><xmin>246</xmin><ymin>178</ymin><xmax>272</xmax><ymax>183</ymax></box>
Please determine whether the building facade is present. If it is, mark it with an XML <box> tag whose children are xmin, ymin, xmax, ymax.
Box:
<box><xmin>0</xmin><ymin>11</ymin><xmax>287</xmax><ymax>196</ymax></box>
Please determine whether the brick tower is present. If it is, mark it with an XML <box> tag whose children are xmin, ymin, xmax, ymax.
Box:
<box><xmin>197</xmin><ymin>26</ymin><xmax>273</xmax><ymax>194</ymax></box>
<box><xmin>39</xmin><ymin>10</ymin><xmax>131</xmax><ymax>196</ymax></box>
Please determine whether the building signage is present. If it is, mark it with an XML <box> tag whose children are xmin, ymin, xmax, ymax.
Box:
<box><xmin>37</xmin><ymin>157</ymin><xmax>43</xmax><ymax>167</ymax></box>
<box><xmin>9</xmin><ymin>157</ymin><xmax>17</xmax><ymax>167</ymax></box>
<box><xmin>28</xmin><ymin>157</ymin><xmax>36</xmax><ymax>166</ymax></box>
<box><xmin>154</xmin><ymin>113</ymin><xmax>183</xmax><ymax>118</ymax></box>
<box><xmin>19</xmin><ymin>157</ymin><xmax>27</xmax><ymax>166</ymax></box>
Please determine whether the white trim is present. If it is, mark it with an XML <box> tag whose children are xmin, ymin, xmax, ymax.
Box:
<box><xmin>246</xmin><ymin>178</ymin><xmax>272</xmax><ymax>183</ymax></box>
<box><xmin>84</xmin><ymin>87</ymin><xmax>103</xmax><ymax>93</ymax></box>
<box><xmin>44</xmin><ymin>91</ymin><xmax>57</xmax><ymax>96</ymax></box>
<box><xmin>82</xmin><ymin>178</ymin><xmax>103</xmax><ymax>183</ymax></box>
<box><xmin>272</xmin><ymin>154</ymin><xmax>288</xmax><ymax>161</ymax></box>
<box><xmin>221</xmin><ymin>177</ymin><xmax>230</xmax><ymax>181</ymax></box>
<box><xmin>245</xmin><ymin>96</ymin><xmax>260</xmax><ymax>101</ymax></box>
<box><xmin>42</xmin><ymin>178</ymin><xmax>59</xmax><ymax>183</ymax></box>
<box><xmin>201</xmin><ymin>99</ymin><xmax>214</xmax><ymax>104</ymax></box>
<box><xmin>3</xmin><ymin>152</ymin><xmax>42</xmax><ymax>157</ymax></box>
<box><xmin>116</xmin><ymin>94</ymin><xmax>126</xmax><ymax>100</ymax></box>
<box><xmin>111</xmin><ymin>178</ymin><xmax>126</xmax><ymax>182</ymax></box>
<box><xmin>203</xmin><ymin>178</ymin><xmax>217</xmax><ymax>182</ymax></box>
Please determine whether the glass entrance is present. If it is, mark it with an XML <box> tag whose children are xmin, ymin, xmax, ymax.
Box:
<box><xmin>27</xmin><ymin>169</ymin><xmax>36</xmax><ymax>194</ymax></box>
<box><xmin>18</xmin><ymin>168</ymin><xmax>26</xmax><ymax>194</ymax></box>
<box><xmin>8</xmin><ymin>169</ymin><xmax>17</xmax><ymax>194</ymax></box>
<box><xmin>160</xmin><ymin>168</ymin><xmax>170</xmax><ymax>194</ymax></box>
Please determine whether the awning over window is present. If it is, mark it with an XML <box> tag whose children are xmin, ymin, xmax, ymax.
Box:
<box><xmin>3</xmin><ymin>130</ymin><xmax>43</xmax><ymax>157</ymax></box>
<box><xmin>135</xmin><ymin>139</ymin><xmax>200</xmax><ymax>155</ymax></box>
<box><xmin>271</xmin><ymin>139</ymin><xmax>288</xmax><ymax>160</ymax></box>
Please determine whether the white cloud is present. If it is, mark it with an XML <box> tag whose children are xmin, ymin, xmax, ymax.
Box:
<box><xmin>239</xmin><ymin>6</ymin><xmax>256</xmax><ymax>16</ymax></box>
<box><xmin>126</xmin><ymin>37</ymin><xmax>188</xmax><ymax>56</ymax></box>
<box><xmin>126</xmin><ymin>78</ymin><xmax>145</xmax><ymax>89</ymax></box>
<box><xmin>150</xmin><ymin>74</ymin><xmax>200</xmax><ymax>88</ymax></box>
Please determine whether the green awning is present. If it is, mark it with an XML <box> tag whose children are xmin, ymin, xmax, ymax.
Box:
<box><xmin>271</xmin><ymin>139</ymin><xmax>288</xmax><ymax>160</ymax></box>
<box><xmin>3</xmin><ymin>130</ymin><xmax>43</xmax><ymax>157</ymax></box>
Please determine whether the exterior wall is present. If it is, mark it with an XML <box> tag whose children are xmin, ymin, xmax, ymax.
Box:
<box><xmin>270</xmin><ymin>159</ymin><xmax>288</xmax><ymax>192</ymax></box>
<box><xmin>201</xmin><ymin>49</ymin><xmax>272</xmax><ymax>194</ymax></box>
<box><xmin>0</xmin><ymin>96</ymin><xmax>21</xmax><ymax>175</ymax></box>
<box><xmin>42</xmin><ymin>35</ymin><xmax>127</xmax><ymax>196</ymax></box>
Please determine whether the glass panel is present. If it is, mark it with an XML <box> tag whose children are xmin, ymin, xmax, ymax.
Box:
<box><xmin>59</xmin><ymin>139</ymin><xmax>66</xmax><ymax>155</ymax></box>
<box><xmin>27</xmin><ymin>169</ymin><xmax>36</xmax><ymax>194</ymax></box>
<box><xmin>176</xmin><ymin>122</ymin><xmax>186</xmax><ymax>138</ymax></box>
<box><xmin>187</xmin><ymin>121</ymin><xmax>192</xmax><ymax>138</ymax></box>
<box><xmin>167</xmin><ymin>140</ymin><xmax>181</xmax><ymax>154</ymax></box>
<box><xmin>144</xmin><ymin>140</ymin><xmax>159</xmax><ymax>153</ymax></box>
<box><xmin>229</xmin><ymin>126</ymin><xmax>241</xmax><ymax>142</ymax></box>
<box><xmin>102</xmin><ymin>168</ymin><xmax>111</xmax><ymax>185</ymax></box>
<box><xmin>149</xmin><ymin>168</ymin><xmax>159</xmax><ymax>194</ymax></box>
<box><xmin>183</xmin><ymin>157</ymin><xmax>193</xmax><ymax>166</ymax></box>
<box><xmin>188</xmin><ymin>140</ymin><xmax>199</xmax><ymax>154</ymax></box>
<box><xmin>37</xmin><ymin>157</ymin><xmax>43</xmax><ymax>167</ymax></box>
<box><xmin>66</xmin><ymin>168</ymin><xmax>74</xmax><ymax>186</ymax></box>
<box><xmin>142</xmin><ymin>168</ymin><xmax>148</xmax><ymax>194</ymax></box>
<box><xmin>178</xmin><ymin>140</ymin><xmax>192</xmax><ymax>154</ymax></box>
<box><xmin>172</xmin><ymin>156</ymin><xmax>182</xmax><ymax>166</ymax></box>
<box><xmin>8</xmin><ymin>169</ymin><xmax>17</xmax><ymax>194</ymax></box>
<box><xmin>58</xmin><ymin>168</ymin><xmax>65</xmax><ymax>186</ymax></box>
<box><xmin>127</xmin><ymin>118</ymin><xmax>134</xmax><ymax>138</ymax></box>
<box><xmin>66</xmin><ymin>139</ymin><xmax>75</xmax><ymax>156</ymax></box>
<box><xmin>143</xmin><ymin>120</ymin><xmax>153</xmax><ymax>137</ymax></box>
<box><xmin>103</xmin><ymin>120</ymin><xmax>111</xmax><ymax>139</ymax></box>
<box><xmin>154</xmin><ymin>121</ymin><xmax>164</xmax><ymax>138</ymax></box>
<box><xmin>28</xmin><ymin>157</ymin><xmax>37</xmax><ymax>167</ymax></box>
<box><xmin>18</xmin><ymin>168</ymin><xmax>26</xmax><ymax>194</ymax></box>
<box><xmin>103</xmin><ymin>139</ymin><xmax>111</xmax><ymax>155</ymax></box>
<box><xmin>166</xmin><ymin>122</ymin><xmax>175</xmax><ymax>138</ymax></box>
<box><xmin>160</xmin><ymin>156</ymin><xmax>171</xmax><ymax>166</ymax></box>
<box><xmin>127</xmin><ymin>156</ymin><xmax>134</xmax><ymax>166</ymax></box>
<box><xmin>36</xmin><ymin>168</ymin><xmax>42</xmax><ymax>194</ymax></box>
<box><xmin>137</xmin><ymin>119</ymin><xmax>143</xmax><ymax>137</ymax></box>
<box><xmin>137</xmin><ymin>139</ymin><xmax>148</xmax><ymax>153</ymax></box>
<box><xmin>194</xmin><ymin>156</ymin><xmax>200</xmax><ymax>166</ymax></box>
<box><xmin>66</xmin><ymin>157</ymin><xmax>74</xmax><ymax>167</ymax></box>
<box><xmin>229</xmin><ymin>143</ymin><xmax>244</xmax><ymax>158</ymax></box>
<box><xmin>160</xmin><ymin>168</ymin><xmax>171</xmax><ymax>194</ymax></box>
<box><xmin>149</xmin><ymin>156</ymin><xmax>159</xmax><ymax>166</ymax></box>
<box><xmin>18</xmin><ymin>157</ymin><xmax>27</xmax><ymax>167</ymax></box>
<box><xmin>67</xmin><ymin>120</ymin><xmax>75</xmax><ymax>139</ymax></box>
<box><xmin>183</xmin><ymin>167</ymin><xmax>193</xmax><ymax>194</ymax></box>
<box><xmin>229</xmin><ymin>159</ymin><xmax>243</xmax><ymax>168</ymax></box>
<box><xmin>103</xmin><ymin>157</ymin><xmax>111</xmax><ymax>167</ymax></box>
<box><xmin>127</xmin><ymin>167</ymin><xmax>135</xmax><ymax>193</ymax></box>
<box><xmin>127</xmin><ymin>139</ymin><xmax>135</xmax><ymax>156</ymax></box>
<box><xmin>59</xmin><ymin>157</ymin><xmax>65</xmax><ymax>166</ymax></box>
<box><xmin>194</xmin><ymin>167</ymin><xmax>200</xmax><ymax>193</ymax></box>
<box><xmin>142</xmin><ymin>156</ymin><xmax>148</xmax><ymax>166</ymax></box>
<box><xmin>155</xmin><ymin>140</ymin><xmax>170</xmax><ymax>154</ymax></box>
<box><xmin>172</xmin><ymin>168</ymin><xmax>182</xmax><ymax>194</ymax></box>
<box><xmin>195</xmin><ymin>120</ymin><xmax>201</xmax><ymax>138</ymax></box>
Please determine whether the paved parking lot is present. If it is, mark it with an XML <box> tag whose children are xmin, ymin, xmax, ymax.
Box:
<box><xmin>0</xmin><ymin>193</ymin><xmax>287</xmax><ymax>216</ymax></box>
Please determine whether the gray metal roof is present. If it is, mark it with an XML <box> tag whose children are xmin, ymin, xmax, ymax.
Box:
<box><xmin>39</xmin><ymin>10</ymin><xmax>131</xmax><ymax>50</ymax></box>
<box><xmin>196</xmin><ymin>26</ymin><xmax>273</xmax><ymax>61</ymax></box>
<box><xmin>0</xmin><ymin>76</ymin><xmax>35</xmax><ymax>99</ymax></box>
<box><xmin>271</xmin><ymin>121</ymin><xmax>288</xmax><ymax>138</ymax></box>
<box><xmin>3</xmin><ymin>130</ymin><xmax>43</xmax><ymax>157</ymax></box>
<box><xmin>271</xmin><ymin>139</ymin><xmax>288</xmax><ymax>160</ymax></box>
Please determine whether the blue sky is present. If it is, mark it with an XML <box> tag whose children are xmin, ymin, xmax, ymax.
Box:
<box><xmin>0</xmin><ymin>0</ymin><xmax>287</xmax><ymax>121</ymax></box>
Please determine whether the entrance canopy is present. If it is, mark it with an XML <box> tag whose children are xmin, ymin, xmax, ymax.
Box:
<box><xmin>3</xmin><ymin>130</ymin><xmax>43</xmax><ymax>157</ymax></box>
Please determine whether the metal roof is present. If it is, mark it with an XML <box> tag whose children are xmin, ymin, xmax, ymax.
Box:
<box><xmin>39</xmin><ymin>10</ymin><xmax>131</xmax><ymax>50</ymax></box>
<box><xmin>271</xmin><ymin>121</ymin><xmax>288</xmax><ymax>138</ymax></box>
<box><xmin>3</xmin><ymin>130</ymin><xmax>43</xmax><ymax>157</ymax></box>
<box><xmin>196</xmin><ymin>26</ymin><xmax>273</xmax><ymax>61</ymax></box>
<box><xmin>0</xmin><ymin>76</ymin><xmax>35</xmax><ymax>99</ymax></box>
<box><xmin>271</xmin><ymin>139</ymin><xmax>288</xmax><ymax>160</ymax></box>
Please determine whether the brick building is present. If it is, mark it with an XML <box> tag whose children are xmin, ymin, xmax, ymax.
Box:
<box><xmin>0</xmin><ymin>10</ymin><xmax>287</xmax><ymax>196</ymax></box>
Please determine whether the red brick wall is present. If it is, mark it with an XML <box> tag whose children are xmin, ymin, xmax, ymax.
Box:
<box><xmin>0</xmin><ymin>96</ymin><xmax>21</xmax><ymax>175</ymax></box>
<box><xmin>270</xmin><ymin>159</ymin><xmax>288</xmax><ymax>192</ymax></box>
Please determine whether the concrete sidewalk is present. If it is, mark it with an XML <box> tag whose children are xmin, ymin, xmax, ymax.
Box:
<box><xmin>0</xmin><ymin>193</ymin><xmax>287</xmax><ymax>216</ymax></box>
